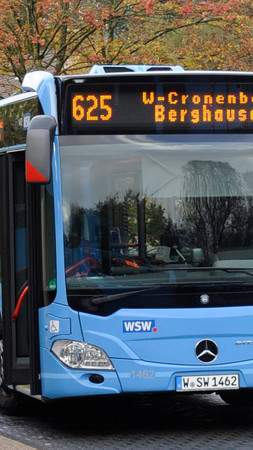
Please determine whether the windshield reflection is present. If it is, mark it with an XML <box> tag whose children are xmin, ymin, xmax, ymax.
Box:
<box><xmin>60</xmin><ymin>135</ymin><xmax>253</xmax><ymax>290</ymax></box>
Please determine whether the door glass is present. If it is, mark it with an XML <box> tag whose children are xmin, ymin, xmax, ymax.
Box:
<box><xmin>13</xmin><ymin>161</ymin><xmax>28</xmax><ymax>358</ymax></box>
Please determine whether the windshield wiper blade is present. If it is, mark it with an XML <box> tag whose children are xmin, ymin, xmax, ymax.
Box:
<box><xmin>166</xmin><ymin>267</ymin><xmax>253</xmax><ymax>277</ymax></box>
<box><xmin>91</xmin><ymin>287</ymin><xmax>156</xmax><ymax>305</ymax></box>
<box><xmin>221</xmin><ymin>269</ymin><xmax>253</xmax><ymax>276</ymax></box>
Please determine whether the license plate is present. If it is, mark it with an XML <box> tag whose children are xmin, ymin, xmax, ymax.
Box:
<box><xmin>176</xmin><ymin>374</ymin><xmax>239</xmax><ymax>392</ymax></box>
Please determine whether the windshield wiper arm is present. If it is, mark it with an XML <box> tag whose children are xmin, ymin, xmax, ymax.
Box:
<box><xmin>91</xmin><ymin>287</ymin><xmax>156</xmax><ymax>305</ymax></box>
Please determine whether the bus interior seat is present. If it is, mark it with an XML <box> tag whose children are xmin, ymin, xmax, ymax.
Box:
<box><xmin>155</xmin><ymin>246</ymin><xmax>171</xmax><ymax>263</ymax></box>
<box><xmin>192</xmin><ymin>248</ymin><xmax>204</xmax><ymax>264</ymax></box>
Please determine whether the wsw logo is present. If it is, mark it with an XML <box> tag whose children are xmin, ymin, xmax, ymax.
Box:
<box><xmin>123</xmin><ymin>320</ymin><xmax>157</xmax><ymax>333</ymax></box>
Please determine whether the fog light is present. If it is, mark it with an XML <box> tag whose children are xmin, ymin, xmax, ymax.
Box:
<box><xmin>89</xmin><ymin>374</ymin><xmax>104</xmax><ymax>384</ymax></box>
<box><xmin>51</xmin><ymin>340</ymin><xmax>115</xmax><ymax>370</ymax></box>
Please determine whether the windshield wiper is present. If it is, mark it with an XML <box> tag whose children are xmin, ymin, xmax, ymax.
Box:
<box><xmin>91</xmin><ymin>287</ymin><xmax>157</xmax><ymax>305</ymax></box>
<box><xmin>163</xmin><ymin>267</ymin><xmax>253</xmax><ymax>277</ymax></box>
<box><xmin>221</xmin><ymin>269</ymin><xmax>253</xmax><ymax>276</ymax></box>
<box><xmin>90</xmin><ymin>276</ymin><xmax>245</xmax><ymax>305</ymax></box>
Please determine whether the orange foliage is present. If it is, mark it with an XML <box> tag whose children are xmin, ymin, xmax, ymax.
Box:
<box><xmin>0</xmin><ymin>0</ymin><xmax>252</xmax><ymax>94</ymax></box>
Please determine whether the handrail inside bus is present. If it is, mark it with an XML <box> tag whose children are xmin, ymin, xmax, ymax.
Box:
<box><xmin>12</xmin><ymin>285</ymin><xmax>29</xmax><ymax>322</ymax></box>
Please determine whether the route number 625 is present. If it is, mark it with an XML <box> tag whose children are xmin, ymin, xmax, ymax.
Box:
<box><xmin>72</xmin><ymin>94</ymin><xmax>112</xmax><ymax>122</ymax></box>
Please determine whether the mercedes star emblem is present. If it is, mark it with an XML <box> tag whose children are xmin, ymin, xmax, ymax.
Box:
<box><xmin>195</xmin><ymin>339</ymin><xmax>218</xmax><ymax>363</ymax></box>
<box><xmin>200</xmin><ymin>294</ymin><xmax>210</xmax><ymax>305</ymax></box>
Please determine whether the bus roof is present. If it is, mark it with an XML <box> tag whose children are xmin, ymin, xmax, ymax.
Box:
<box><xmin>20</xmin><ymin>66</ymin><xmax>253</xmax><ymax>95</ymax></box>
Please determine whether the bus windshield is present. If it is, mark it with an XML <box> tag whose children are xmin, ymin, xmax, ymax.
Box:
<box><xmin>59</xmin><ymin>134</ymin><xmax>253</xmax><ymax>294</ymax></box>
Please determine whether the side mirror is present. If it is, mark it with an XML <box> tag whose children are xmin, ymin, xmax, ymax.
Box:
<box><xmin>26</xmin><ymin>115</ymin><xmax>57</xmax><ymax>183</ymax></box>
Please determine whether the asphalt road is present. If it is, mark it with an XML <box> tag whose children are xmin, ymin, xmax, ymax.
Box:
<box><xmin>0</xmin><ymin>392</ymin><xmax>252</xmax><ymax>449</ymax></box>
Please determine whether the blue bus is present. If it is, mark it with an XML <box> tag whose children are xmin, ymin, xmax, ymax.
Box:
<box><xmin>0</xmin><ymin>64</ymin><xmax>253</xmax><ymax>412</ymax></box>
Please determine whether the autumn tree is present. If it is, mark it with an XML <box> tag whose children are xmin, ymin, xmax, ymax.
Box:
<box><xmin>0</xmin><ymin>0</ymin><xmax>239</xmax><ymax>96</ymax></box>
<box><xmin>75</xmin><ymin>0</ymin><xmax>235</xmax><ymax>67</ymax></box>
<box><xmin>0</xmin><ymin>0</ymin><xmax>98</xmax><ymax>83</ymax></box>
<box><xmin>168</xmin><ymin>0</ymin><xmax>253</xmax><ymax>71</ymax></box>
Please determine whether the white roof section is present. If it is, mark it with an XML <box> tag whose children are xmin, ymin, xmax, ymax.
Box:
<box><xmin>22</xmin><ymin>70</ymin><xmax>54</xmax><ymax>93</ymax></box>
<box><xmin>21</xmin><ymin>70</ymin><xmax>57</xmax><ymax>118</ymax></box>
<box><xmin>89</xmin><ymin>64</ymin><xmax>184</xmax><ymax>74</ymax></box>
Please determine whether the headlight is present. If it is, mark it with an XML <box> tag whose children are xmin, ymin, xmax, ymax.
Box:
<box><xmin>51</xmin><ymin>340</ymin><xmax>115</xmax><ymax>370</ymax></box>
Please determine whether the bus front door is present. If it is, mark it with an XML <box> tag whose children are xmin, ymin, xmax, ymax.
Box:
<box><xmin>0</xmin><ymin>152</ymin><xmax>40</xmax><ymax>398</ymax></box>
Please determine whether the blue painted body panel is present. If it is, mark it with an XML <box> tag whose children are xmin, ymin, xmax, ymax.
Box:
<box><xmin>112</xmin><ymin>358</ymin><xmax>253</xmax><ymax>392</ymax></box>
<box><xmin>80</xmin><ymin>306</ymin><xmax>253</xmax><ymax>365</ymax></box>
<box><xmin>39</xmin><ymin>300</ymin><xmax>253</xmax><ymax>398</ymax></box>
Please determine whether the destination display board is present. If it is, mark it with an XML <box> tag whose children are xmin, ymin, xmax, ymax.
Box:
<box><xmin>64</xmin><ymin>76</ymin><xmax>253</xmax><ymax>133</ymax></box>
